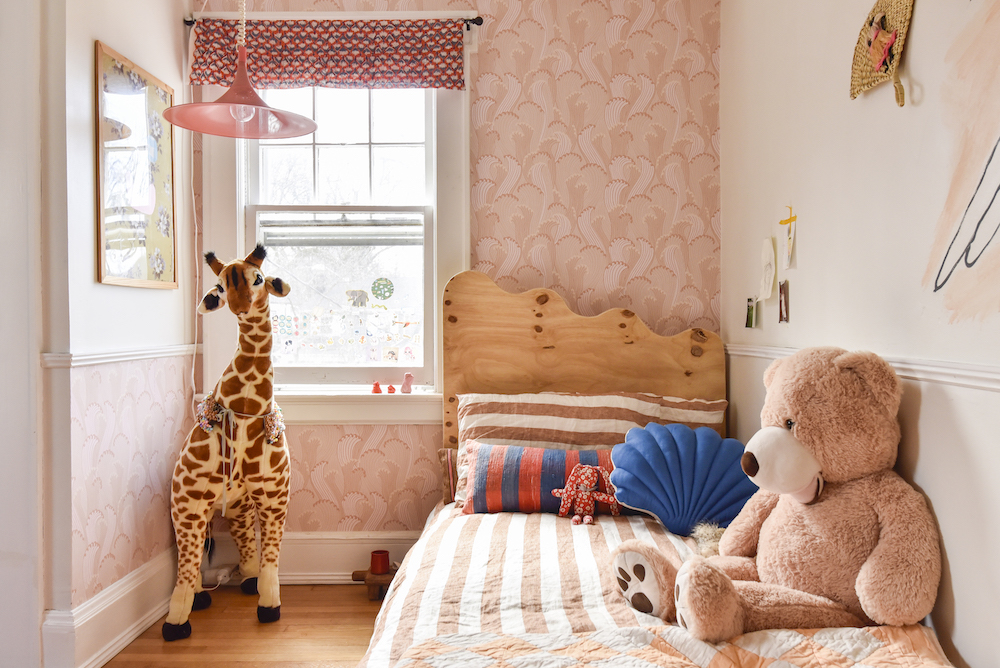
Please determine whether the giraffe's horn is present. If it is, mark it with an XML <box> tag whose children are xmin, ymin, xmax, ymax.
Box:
<box><xmin>205</xmin><ymin>252</ymin><xmax>225</xmax><ymax>276</ymax></box>
<box><xmin>245</xmin><ymin>244</ymin><xmax>267</xmax><ymax>268</ymax></box>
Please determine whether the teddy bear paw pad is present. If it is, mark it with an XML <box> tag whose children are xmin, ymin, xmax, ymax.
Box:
<box><xmin>613</xmin><ymin>549</ymin><xmax>662</xmax><ymax>617</ymax></box>
<box><xmin>674</xmin><ymin>557</ymin><xmax>743</xmax><ymax>643</ymax></box>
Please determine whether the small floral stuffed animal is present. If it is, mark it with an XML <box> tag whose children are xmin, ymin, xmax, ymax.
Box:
<box><xmin>552</xmin><ymin>463</ymin><xmax>621</xmax><ymax>524</ymax></box>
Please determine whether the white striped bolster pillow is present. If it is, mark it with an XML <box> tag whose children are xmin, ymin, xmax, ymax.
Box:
<box><xmin>449</xmin><ymin>392</ymin><xmax>727</xmax><ymax>505</ymax></box>
<box><xmin>457</xmin><ymin>392</ymin><xmax>727</xmax><ymax>449</ymax></box>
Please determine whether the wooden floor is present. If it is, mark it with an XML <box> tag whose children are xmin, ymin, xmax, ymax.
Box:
<box><xmin>105</xmin><ymin>584</ymin><xmax>384</xmax><ymax>667</ymax></box>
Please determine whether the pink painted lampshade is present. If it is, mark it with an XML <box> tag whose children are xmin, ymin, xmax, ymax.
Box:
<box><xmin>163</xmin><ymin>46</ymin><xmax>317</xmax><ymax>140</ymax></box>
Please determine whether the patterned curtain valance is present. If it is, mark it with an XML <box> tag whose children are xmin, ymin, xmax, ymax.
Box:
<box><xmin>189</xmin><ymin>18</ymin><xmax>466</xmax><ymax>90</ymax></box>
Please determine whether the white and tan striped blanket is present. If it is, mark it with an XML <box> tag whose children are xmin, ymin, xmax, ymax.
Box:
<box><xmin>358</xmin><ymin>503</ymin><xmax>953</xmax><ymax>668</ymax></box>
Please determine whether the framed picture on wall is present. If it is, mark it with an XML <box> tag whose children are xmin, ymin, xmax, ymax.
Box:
<box><xmin>94</xmin><ymin>41</ymin><xmax>177</xmax><ymax>288</ymax></box>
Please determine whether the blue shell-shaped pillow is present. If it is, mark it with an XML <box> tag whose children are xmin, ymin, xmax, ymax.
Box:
<box><xmin>610</xmin><ymin>423</ymin><xmax>757</xmax><ymax>536</ymax></box>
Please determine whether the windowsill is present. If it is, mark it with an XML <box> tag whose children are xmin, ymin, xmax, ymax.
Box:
<box><xmin>274</xmin><ymin>384</ymin><xmax>443</xmax><ymax>425</ymax></box>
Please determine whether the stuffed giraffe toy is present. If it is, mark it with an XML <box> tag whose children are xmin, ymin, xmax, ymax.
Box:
<box><xmin>162</xmin><ymin>244</ymin><xmax>292</xmax><ymax>642</ymax></box>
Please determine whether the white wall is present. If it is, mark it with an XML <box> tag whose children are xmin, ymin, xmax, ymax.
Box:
<box><xmin>721</xmin><ymin>2</ymin><xmax>1000</xmax><ymax>667</ymax></box>
<box><xmin>1</xmin><ymin>0</ymin><xmax>44</xmax><ymax>665</ymax></box>
<box><xmin>61</xmin><ymin>0</ymin><xmax>192</xmax><ymax>354</ymax></box>
<box><xmin>721</xmin><ymin>2</ymin><xmax>1000</xmax><ymax>363</ymax></box>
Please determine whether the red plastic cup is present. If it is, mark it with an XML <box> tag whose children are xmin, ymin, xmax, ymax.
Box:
<box><xmin>370</xmin><ymin>549</ymin><xmax>390</xmax><ymax>575</ymax></box>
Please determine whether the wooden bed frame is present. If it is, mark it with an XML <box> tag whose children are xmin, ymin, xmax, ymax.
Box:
<box><xmin>441</xmin><ymin>271</ymin><xmax>727</xmax><ymax>449</ymax></box>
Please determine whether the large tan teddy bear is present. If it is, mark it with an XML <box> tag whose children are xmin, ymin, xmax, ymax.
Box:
<box><xmin>612</xmin><ymin>347</ymin><xmax>941</xmax><ymax>642</ymax></box>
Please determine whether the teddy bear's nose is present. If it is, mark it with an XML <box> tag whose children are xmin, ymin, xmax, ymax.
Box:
<box><xmin>741</xmin><ymin>451</ymin><xmax>759</xmax><ymax>477</ymax></box>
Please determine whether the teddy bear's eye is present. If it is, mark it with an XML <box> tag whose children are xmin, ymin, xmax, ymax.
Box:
<box><xmin>785</xmin><ymin>419</ymin><xmax>795</xmax><ymax>430</ymax></box>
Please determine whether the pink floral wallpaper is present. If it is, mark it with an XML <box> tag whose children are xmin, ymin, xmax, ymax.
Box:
<box><xmin>69</xmin><ymin>353</ymin><xmax>439</xmax><ymax>605</ymax></box>
<box><xmin>285</xmin><ymin>425</ymin><xmax>443</xmax><ymax>532</ymax></box>
<box><xmin>70</xmin><ymin>356</ymin><xmax>193</xmax><ymax>606</ymax></box>
<box><xmin>200</xmin><ymin>0</ymin><xmax>721</xmax><ymax>332</ymax></box>
<box><xmin>470</xmin><ymin>0</ymin><xmax>721</xmax><ymax>334</ymax></box>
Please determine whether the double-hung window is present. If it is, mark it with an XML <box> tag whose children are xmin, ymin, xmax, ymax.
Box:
<box><xmin>196</xmin><ymin>15</ymin><xmax>472</xmax><ymax>396</ymax></box>
<box><xmin>245</xmin><ymin>87</ymin><xmax>435</xmax><ymax>386</ymax></box>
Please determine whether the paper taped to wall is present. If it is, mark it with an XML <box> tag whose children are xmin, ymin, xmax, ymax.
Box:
<box><xmin>759</xmin><ymin>238</ymin><xmax>775</xmax><ymax>301</ymax></box>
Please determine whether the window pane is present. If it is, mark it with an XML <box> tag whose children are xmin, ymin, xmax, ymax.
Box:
<box><xmin>259</xmin><ymin>88</ymin><xmax>315</xmax><ymax>145</ymax></box>
<box><xmin>316</xmin><ymin>88</ymin><xmax>369</xmax><ymax>144</ymax></box>
<box><xmin>373</xmin><ymin>146</ymin><xmax>425</xmax><ymax>204</ymax></box>
<box><xmin>260</xmin><ymin>146</ymin><xmax>314</xmax><ymax>205</ymax></box>
<box><xmin>371</xmin><ymin>89</ymin><xmax>425</xmax><ymax>143</ymax></box>
<box><xmin>259</xmin><ymin>215</ymin><xmax>425</xmax><ymax>369</ymax></box>
<box><xmin>317</xmin><ymin>145</ymin><xmax>371</xmax><ymax>205</ymax></box>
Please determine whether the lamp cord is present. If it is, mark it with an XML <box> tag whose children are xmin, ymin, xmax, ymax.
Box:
<box><xmin>185</xmin><ymin>0</ymin><xmax>210</xmax><ymax>416</ymax></box>
<box><xmin>237</xmin><ymin>0</ymin><xmax>247</xmax><ymax>48</ymax></box>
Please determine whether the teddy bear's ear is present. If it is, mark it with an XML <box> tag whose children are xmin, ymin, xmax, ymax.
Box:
<box><xmin>834</xmin><ymin>351</ymin><xmax>902</xmax><ymax>417</ymax></box>
<box><xmin>763</xmin><ymin>357</ymin><xmax>785</xmax><ymax>389</ymax></box>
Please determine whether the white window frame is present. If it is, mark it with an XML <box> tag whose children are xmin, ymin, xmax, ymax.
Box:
<box><xmin>198</xmin><ymin>11</ymin><xmax>473</xmax><ymax>423</ymax></box>
<box><xmin>244</xmin><ymin>88</ymin><xmax>436</xmax><ymax>387</ymax></box>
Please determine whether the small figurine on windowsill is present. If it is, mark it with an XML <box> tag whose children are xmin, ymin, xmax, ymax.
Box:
<box><xmin>372</xmin><ymin>381</ymin><xmax>382</xmax><ymax>394</ymax></box>
<box><xmin>387</xmin><ymin>385</ymin><xmax>395</xmax><ymax>393</ymax></box>
<box><xmin>401</xmin><ymin>372</ymin><xmax>414</xmax><ymax>394</ymax></box>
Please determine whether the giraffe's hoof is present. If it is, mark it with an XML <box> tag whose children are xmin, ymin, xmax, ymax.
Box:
<box><xmin>240</xmin><ymin>577</ymin><xmax>258</xmax><ymax>595</ymax></box>
<box><xmin>192</xmin><ymin>591</ymin><xmax>212</xmax><ymax>611</ymax></box>
<box><xmin>161</xmin><ymin>621</ymin><xmax>192</xmax><ymax>642</ymax></box>
<box><xmin>257</xmin><ymin>605</ymin><xmax>281</xmax><ymax>623</ymax></box>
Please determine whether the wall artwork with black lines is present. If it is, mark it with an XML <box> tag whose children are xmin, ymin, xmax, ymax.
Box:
<box><xmin>934</xmin><ymin>135</ymin><xmax>1000</xmax><ymax>291</ymax></box>
<box><xmin>924</xmin><ymin>1</ymin><xmax>1000</xmax><ymax>322</ymax></box>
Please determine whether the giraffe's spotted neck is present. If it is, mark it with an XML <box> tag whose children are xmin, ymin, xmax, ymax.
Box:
<box><xmin>215</xmin><ymin>302</ymin><xmax>275</xmax><ymax>416</ymax></box>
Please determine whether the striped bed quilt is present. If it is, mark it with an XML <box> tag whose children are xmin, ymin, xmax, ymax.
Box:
<box><xmin>358</xmin><ymin>503</ymin><xmax>953</xmax><ymax>668</ymax></box>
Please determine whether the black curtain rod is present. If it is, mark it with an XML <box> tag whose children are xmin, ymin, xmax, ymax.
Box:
<box><xmin>183</xmin><ymin>16</ymin><xmax>484</xmax><ymax>28</ymax></box>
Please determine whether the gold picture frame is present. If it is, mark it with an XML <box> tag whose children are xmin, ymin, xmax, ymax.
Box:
<box><xmin>95</xmin><ymin>41</ymin><xmax>177</xmax><ymax>288</ymax></box>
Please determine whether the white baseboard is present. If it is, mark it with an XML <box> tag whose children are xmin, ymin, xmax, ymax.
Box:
<box><xmin>280</xmin><ymin>531</ymin><xmax>421</xmax><ymax>583</ymax></box>
<box><xmin>206</xmin><ymin>530</ymin><xmax>422</xmax><ymax>584</ymax></box>
<box><xmin>43</xmin><ymin>548</ymin><xmax>176</xmax><ymax>668</ymax></box>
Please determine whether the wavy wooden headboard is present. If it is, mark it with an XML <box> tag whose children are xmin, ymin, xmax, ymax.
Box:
<box><xmin>441</xmin><ymin>271</ymin><xmax>727</xmax><ymax>449</ymax></box>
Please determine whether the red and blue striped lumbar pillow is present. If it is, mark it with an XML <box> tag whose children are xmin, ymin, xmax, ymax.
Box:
<box><xmin>459</xmin><ymin>440</ymin><xmax>616</xmax><ymax>515</ymax></box>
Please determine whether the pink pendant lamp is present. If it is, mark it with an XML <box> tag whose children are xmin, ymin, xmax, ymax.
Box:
<box><xmin>163</xmin><ymin>0</ymin><xmax>317</xmax><ymax>139</ymax></box>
